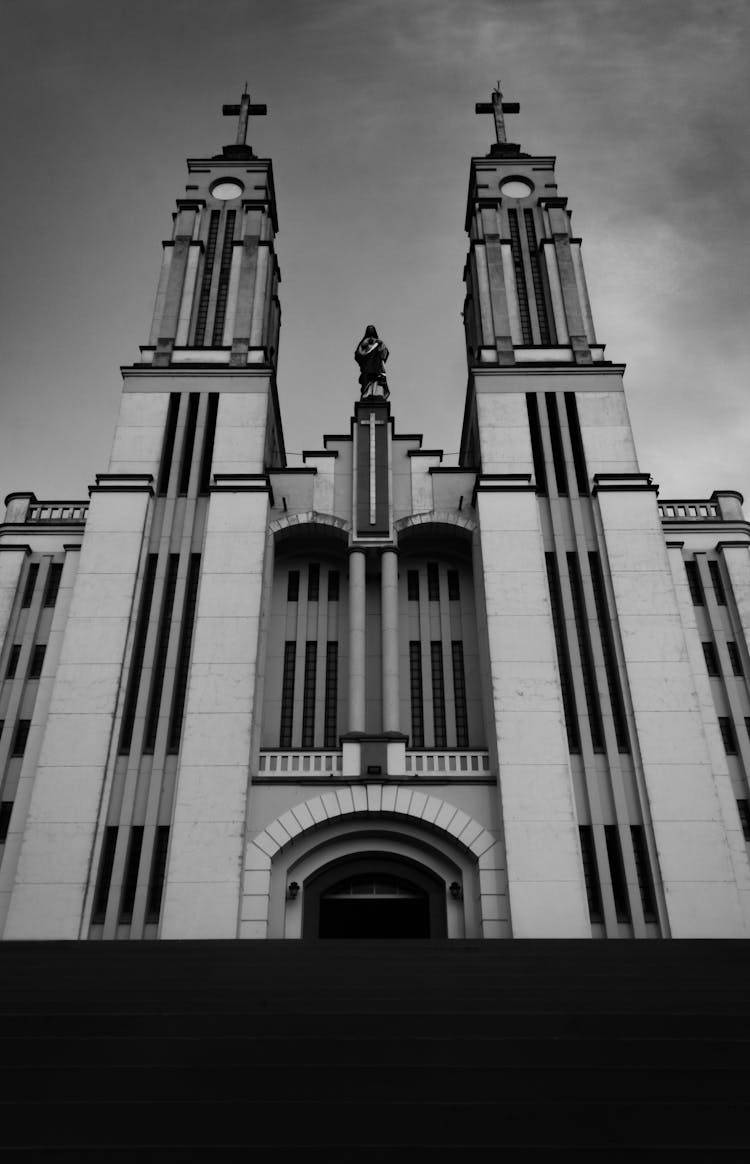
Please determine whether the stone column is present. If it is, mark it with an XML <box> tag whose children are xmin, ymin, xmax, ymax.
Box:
<box><xmin>348</xmin><ymin>549</ymin><xmax>366</xmax><ymax>733</ymax></box>
<box><xmin>381</xmin><ymin>549</ymin><xmax>399</xmax><ymax>732</ymax></box>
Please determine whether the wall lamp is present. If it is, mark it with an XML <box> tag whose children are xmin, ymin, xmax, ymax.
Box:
<box><xmin>287</xmin><ymin>882</ymin><xmax>300</xmax><ymax>900</ymax></box>
<box><xmin>448</xmin><ymin>882</ymin><xmax>463</xmax><ymax>901</ymax></box>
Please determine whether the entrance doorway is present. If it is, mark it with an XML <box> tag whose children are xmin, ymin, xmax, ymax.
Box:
<box><xmin>303</xmin><ymin>854</ymin><xmax>447</xmax><ymax>939</ymax></box>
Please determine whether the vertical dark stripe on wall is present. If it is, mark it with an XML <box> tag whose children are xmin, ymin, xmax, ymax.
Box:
<box><xmin>194</xmin><ymin>210</ymin><xmax>220</xmax><ymax>346</ymax></box>
<box><xmin>119</xmin><ymin>555</ymin><xmax>158</xmax><ymax>754</ymax></box>
<box><xmin>301</xmin><ymin>642</ymin><xmax>317</xmax><ymax>747</ymax></box>
<box><xmin>198</xmin><ymin>394</ymin><xmax>219</xmax><ymax>495</ymax></box>
<box><xmin>709</xmin><ymin>560</ymin><xmax>727</xmax><ymax>605</ymax></box>
<box><xmin>211</xmin><ymin>211</ymin><xmax>236</xmax><ymax>345</ymax></box>
<box><xmin>144</xmin><ymin>555</ymin><xmax>180</xmax><ymax>753</ymax></box>
<box><xmin>409</xmin><ymin>642</ymin><xmax>424</xmax><ymax>748</ymax></box>
<box><xmin>630</xmin><ymin>825</ymin><xmax>657</xmax><ymax>922</ymax></box>
<box><xmin>605</xmin><ymin>826</ymin><xmax>631</xmax><ymax>922</ymax></box>
<box><xmin>119</xmin><ymin>826</ymin><xmax>144</xmax><ymax>924</ymax></box>
<box><xmin>545</xmin><ymin>554</ymin><xmax>580</xmax><ymax>752</ymax></box>
<box><xmin>324</xmin><ymin>642</ymin><xmax>338</xmax><ymax>748</ymax></box>
<box><xmin>451</xmin><ymin>641</ymin><xmax>469</xmax><ymax>748</ymax></box>
<box><xmin>146</xmin><ymin>826</ymin><xmax>170</xmax><ymax>923</ymax></box>
<box><xmin>685</xmin><ymin>560</ymin><xmax>704</xmax><ymax>605</ymax></box>
<box><xmin>526</xmin><ymin>394</ymin><xmax>548</xmax><ymax>495</ymax></box>
<box><xmin>20</xmin><ymin>564</ymin><xmax>39</xmax><ymax>609</ymax></box>
<box><xmin>168</xmin><ymin>554</ymin><xmax>201</xmax><ymax>753</ymax></box>
<box><xmin>545</xmin><ymin>393</ymin><xmax>569</xmax><ymax>496</ymax></box>
<box><xmin>92</xmin><ymin>827</ymin><xmax>118</xmax><ymax>924</ymax></box>
<box><xmin>567</xmin><ymin>553</ymin><xmax>605</xmax><ymax>752</ymax></box>
<box><xmin>507</xmin><ymin>210</ymin><xmax>532</xmax><ymax>343</ymax></box>
<box><xmin>523</xmin><ymin>210</ymin><xmax>551</xmax><ymax>344</ymax></box>
<box><xmin>279</xmin><ymin>642</ymin><xmax>296</xmax><ymax>747</ymax></box>
<box><xmin>43</xmin><ymin>563</ymin><xmax>63</xmax><ymax>608</ymax></box>
<box><xmin>564</xmin><ymin>393</ymin><xmax>589</xmax><ymax>496</ymax></box>
<box><xmin>431</xmin><ymin>641</ymin><xmax>447</xmax><ymax>748</ymax></box>
<box><xmin>588</xmin><ymin>552</ymin><xmax>630</xmax><ymax>752</ymax></box>
<box><xmin>178</xmin><ymin>394</ymin><xmax>199</xmax><ymax>496</ymax></box>
<box><xmin>579</xmin><ymin>826</ymin><xmax>603</xmax><ymax>923</ymax></box>
<box><xmin>157</xmin><ymin>394</ymin><xmax>180</xmax><ymax>495</ymax></box>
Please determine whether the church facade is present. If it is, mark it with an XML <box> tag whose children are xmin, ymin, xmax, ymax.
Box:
<box><xmin>2</xmin><ymin>90</ymin><xmax>750</xmax><ymax>942</ymax></box>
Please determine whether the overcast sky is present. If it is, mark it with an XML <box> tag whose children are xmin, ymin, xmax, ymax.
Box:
<box><xmin>1</xmin><ymin>0</ymin><xmax>749</xmax><ymax>508</ymax></box>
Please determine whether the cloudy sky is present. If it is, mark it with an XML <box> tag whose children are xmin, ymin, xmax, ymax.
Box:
<box><xmin>1</xmin><ymin>0</ymin><xmax>748</xmax><ymax>507</ymax></box>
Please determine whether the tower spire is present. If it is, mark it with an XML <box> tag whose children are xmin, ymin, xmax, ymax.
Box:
<box><xmin>475</xmin><ymin>80</ymin><xmax>520</xmax><ymax>146</ymax></box>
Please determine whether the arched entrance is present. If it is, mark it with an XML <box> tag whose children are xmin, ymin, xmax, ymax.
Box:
<box><xmin>302</xmin><ymin>853</ymin><xmax>447</xmax><ymax>939</ymax></box>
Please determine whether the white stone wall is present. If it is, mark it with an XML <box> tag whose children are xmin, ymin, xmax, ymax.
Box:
<box><xmin>598</xmin><ymin>490</ymin><xmax>746</xmax><ymax>936</ymax></box>
<box><xmin>475</xmin><ymin>488</ymin><xmax>590</xmax><ymax>937</ymax></box>
<box><xmin>576</xmin><ymin>391</ymin><xmax>638</xmax><ymax>478</ymax></box>
<box><xmin>476</xmin><ymin>394</ymin><xmax>533</xmax><ymax>476</ymax></box>
<box><xmin>108</xmin><ymin>393</ymin><xmax>170</xmax><ymax>477</ymax></box>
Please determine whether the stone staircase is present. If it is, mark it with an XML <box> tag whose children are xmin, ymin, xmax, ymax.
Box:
<box><xmin>1</xmin><ymin>939</ymin><xmax>749</xmax><ymax>1157</ymax></box>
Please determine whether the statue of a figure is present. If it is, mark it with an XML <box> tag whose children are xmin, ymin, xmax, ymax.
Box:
<box><xmin>355</xmin><ymin>325</ymin><xmax>390</xmax><ymax>399</ymax></box>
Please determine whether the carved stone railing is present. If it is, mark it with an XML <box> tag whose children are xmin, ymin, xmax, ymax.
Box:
<box><xmin>405</xmin><ymin>751</ymin><xmax>491</xmax><ymax>775</ymax></box>
<box><xmin>27</xmin><ymin>501</ymin><xmax>89</xmax><ymax>523</ymax></box>
<box><xmin>658</xmin><ymin>500</ymin><xmax>719</xmax><ymax>521</ymax></box>
<box><xmin>258</xmin><ymin>751</ymin><xmax>343</xmax><ymax>776</ymax></box>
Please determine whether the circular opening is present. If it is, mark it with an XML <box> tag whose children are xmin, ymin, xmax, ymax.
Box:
<box><xmin>499</xmin><ymin>176</ymin><xmax>534</xmax><ymax>199</ymax></box>
<box><xmin>210</xmin><ymin>178</ymin><xmax>244</xmax><ymax>201</ymax></box>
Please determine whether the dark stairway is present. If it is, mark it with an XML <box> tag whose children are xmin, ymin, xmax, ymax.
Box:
<box><xmin>1</xmin><ymin>939</ymin><xmax>750</xmax><ymax>1158</ymax></box>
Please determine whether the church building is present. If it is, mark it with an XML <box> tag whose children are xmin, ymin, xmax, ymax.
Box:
<box><xmin>2</xmin><ymin>87</ymin><xmax>750</xmax><ymax>942</ymax></box>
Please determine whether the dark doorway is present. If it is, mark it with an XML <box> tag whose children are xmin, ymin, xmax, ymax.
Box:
<box><xmin>303</xmin><ymin>853</ymin><xmax>447</xmax><ymax>939</ymax></box>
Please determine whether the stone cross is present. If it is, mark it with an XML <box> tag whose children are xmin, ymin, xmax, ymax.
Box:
<box><xmin>360</xmin><ymin>411</ymin><xmax>386</xmax><ymax>524</ymax></box>
<box><xmin>475</xmin><ymin>81</ymin><xmax>520</xmax><ymax>144</ymax></box>
<box><xmin>222</xmin><ymin>85</ymin><xmax>267</xmax><ymax>145</ymax></box>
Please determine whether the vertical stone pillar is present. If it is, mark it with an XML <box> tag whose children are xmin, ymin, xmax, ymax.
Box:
<box><xmin>475</xmin><ymin>483</ymin><xmax>590</xmax><ymax>937</ymax></box>
<box><xmin>381</xmin><ymin>549</ymin><xmax>399</xmax><ymax>732</ymax></box>
<box><xmin>348</xmin><ymin>549</ymin><xmax>366</xmax><ymax>733</ymax></box>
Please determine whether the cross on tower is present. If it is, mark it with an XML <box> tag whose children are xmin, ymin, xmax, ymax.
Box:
<box><xmin>222</xmin><ymin>84</ymin><xmax>267</xmax><ymax>145</ymax></box>
<box><xmin>475</xmin><ymin>81</ymin><xmax>520</xmax><ymax>145</ymax></box>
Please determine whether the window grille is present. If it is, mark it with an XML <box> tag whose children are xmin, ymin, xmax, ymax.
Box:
<box><xmin>20</xmin><ymin>564</ymin><xmax>39</xmax><ymax>609</ymax></box>
<box><xmin>409</xmin><ymin>642</ymin><xmax>424</xmax><ymax>748</ymax></box>
<box><xmin>279</xmin><ymin>642</ymin><xmax>296</xmax><ymax>747</ymax></box>
<box><xmin>301</xmin><ymin>642</ymin><xmax>317</xmax><ymax>747</ymax></box>
<box><xmin>324</xmin><ymin>642</ymin><xmax>339</xmax><ymax>748</ymax></box>
<box><xmin>431</xmin><ymin>641</ymin><xmax>447</xmax><ymax>747</ymax></box>
<box><xmin>194</xmin><ymin>210</ymin><xmax>220</xmax><ymax>346</ymax></box>
<box><xmin>211</xmin><ymin>210</ymin><xmax>236</xmax><ymax>345</ymax></box>
<box><xmin>451</xmin><ymin>641</ymin><xmax>469</xmax><ymax>748</ymax></box>
<box><xmin>507</xmin><ymin>209</ymin><xmax>532</xmax><ymax>343</ymax></box>
<box><xmin>523</xmin><ymin>209</ymin><xmax>551</xmax><ymax>343</ymax></box>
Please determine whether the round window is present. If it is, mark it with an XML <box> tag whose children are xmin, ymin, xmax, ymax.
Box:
<box><xmin>210</xmin><ymin>179</ymin><xmax>244</xmax><ymax>201</ymax></box>
<box><xmin>499</xmin><ymin>177</ymin><xmax>534</xmax><ymax>199</ymax></box>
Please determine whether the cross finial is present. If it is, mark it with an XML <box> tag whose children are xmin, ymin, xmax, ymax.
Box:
<box><xmin>222</xmin><ymin>88</ymin><xmax>267</xmax><ymax>146</ymax></box>
<box><xmin>475</xmin><ymin>81</ymin><xmax>520</xmax><ymax>145</ymax></box>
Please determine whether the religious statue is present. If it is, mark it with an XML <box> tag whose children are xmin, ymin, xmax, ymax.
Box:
<box><xmin>355</xmin><ymin>325</ymin><xmax>390</xmax><ymax>399</ymax></box>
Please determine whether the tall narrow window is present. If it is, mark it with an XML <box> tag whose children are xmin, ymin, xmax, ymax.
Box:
<box><xmin>579</xmin><ymin>826</ymin><xmax>602</xmax><ymax>923</ymax></box>
<box><xmin>728</xmin><ymin>641</ymin><xmax>744</xmax><ymax>676</ymax></box>
<box><xmin>545</xmin><ymin>393</ymin><xmax>568</xmax><ymax>496</ymax></box>
<box><xmin>447</xmin><ymin>571</ymin><xmax>460</xmax><ymax>602</ymax></box>
<box><xmin>526</xmin><ymin>394</ymin><xmax>547</xmax><ymax>495</ymax></box>
<box><xmin>409</xmin><ymin>642</ymin><xmax>424</xmax><ymax>748</ymax></box>
<box><xmin>119</xmin><ymin>826</ymin><xmax>144</xmax><ymax>924</ymax></box>
<box><xmin>327</xmin><ymin>570</ymin><xmax>340</xmax><ymax>602</ymax></box>
<box><xmin>178</xmin><ymin>394</ymin><xmax>199</xmax><ymax>496</ymax></box>
<box><xmin>588</xmin><ymin>553</ymin><xmax>629</xmax><ymax>753</ymax></box>
<box><xmin>605</xmin><ymin>826</ymin><xmax>631</xmax><ymax>923</ymax></box>
<box><xmin>507</xmin><ymin>210</ymin><xmax>532</xmax><ymax>343</ymax></box>
<box><xmin>301</xmin><ymin>642</ymin><xmax>317</xmax><ymax>747</ymax></box>
<box><xmin>407</xmin><ymin>570</ymin><xmax>420</xmax><ymax>601</ymax></box>
<box><xmin>144</xmin><ymin>555</ymin><xmax>179</xmax><ymax>753</ymax></box>
<box><xmin>5</xmin><ymin>645</ymin><xmax>20</xmax><ymax>680</ymax></box>
<box><xmin>28</xmin><ymin>644</ymin><xmax>45</xmax><ymax>680</ymax></box>
<box><xmin>564</xmin><ymin>393</ymin><xmax>589</xmax><ymax>496</ymax></box>
<box><xmin>427</xmin><ymin>563</ymin><xmax>440</xmax><ymax>602</ymax></box>
<box><xmin>307</xmin><ymin>564</ymin><xmax>320</xmax><ymax>602</ymax></box>
<box><xmin>198</xmin><ymin>393</ymin><xmax>219</xmax><ymax>495</ymax></box>
<box><xmin>685</xmin><ymin>561</ymin><xmax>703</xmax><ymax>606</ymax></box>
<box><xmin>157</xmin><ymin>394</ymin><xmax>180</xmax><ymax>495</ymax></box>
<box><xmin>451</xmin><ymin>641</ymin><xmax>469</xmax><ymax>748</ymax></box>
<box><xmin>719</xmin><ymin>717</ymin><xmax>737</xmax><ymax>755</ymax></box>
<box><xmin>92</xmin><ymin>826</ymin><xmax>118</xmax><ymax>924</ymax></box>
<box><xmin>194</xmin><ymin>210</ymin><xmax>220</xmax><ymax>346</ymax></box>
<box><xmin>119</xmin><ymin>555</ymin><xmax>158</xmax><ymax>754</ymax></box>
<box><xmin>279</xmin><ymin>642</ymin><xmax>296</xmax><ymax>747</ymax></box>
<box><xmin>630</xmin><ymin>826</ymin><xmax>657</xmax><ymax>922</ymax></box>
<box><xmin>545</xmin><ymin>554</ymin><xmax>580</xmax><ymax>752</ymax></box>
<box><xmin>567</xmin><ymin>554</ymin><xmax>604</xmax><ymax>752</ymax></box>
<box><xmin>709</xmin><ymin>560</ymin><xmax>726</xmax><ymax>606</ymax></box>
<box><xmin>20</xmin><ymin>564</ymin><xmax>39</xmax><ymax>609</ymax></box>
<box><xmin>168</xmin><ymin>554</ymin><xmax>201</xmax><ymax>754</ymax></box>
<box><xmin>324</xmin><ymin>642</ymin><xmax>338</xmax><ymax>748</ymax></box>
<box><xmin>42</xmin><ymin>563</ymin><xmax>63</xmax><ymax>608</ymax></box>
<box><xmin>211</xmin><ymin>211</ymin><xmax>236</xmax><ymax>345</ymax></box>
<box><xmin>431</xmin><ymin>642</ymin><xmax>447</xmax><ymax>748</ymax></box>
<box><xmin>287</xmin><ymin>571</ymin><xmax>300</xmax><ymax>602</ymax></box>
<box><xmin>702</xmin><ymin>641</ymin><xmax>720</xmax><ymax>676</ymax></box>
<box><xmin>523</xmin><ymin>209</ymin><xmax>551</xmax><ymax>343</ymax></box>
<box><xmin>0</xmin><ymin>802</ymin><xmax>12</xmax><ymax>844</ymax></box>
<box><xmin>737</xmin><ymin>799</ymin><xmax>750</xmax><ymax>843</ymax></box>
<box><xmin>12</xmin><ymin>718</ymin><xmax>30</xmax><ymax>756</ymax></box>
<box><xmin>146</xmin><ymin>826</ymin><xmax>170</xmax><ymax>923</ymax></box>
